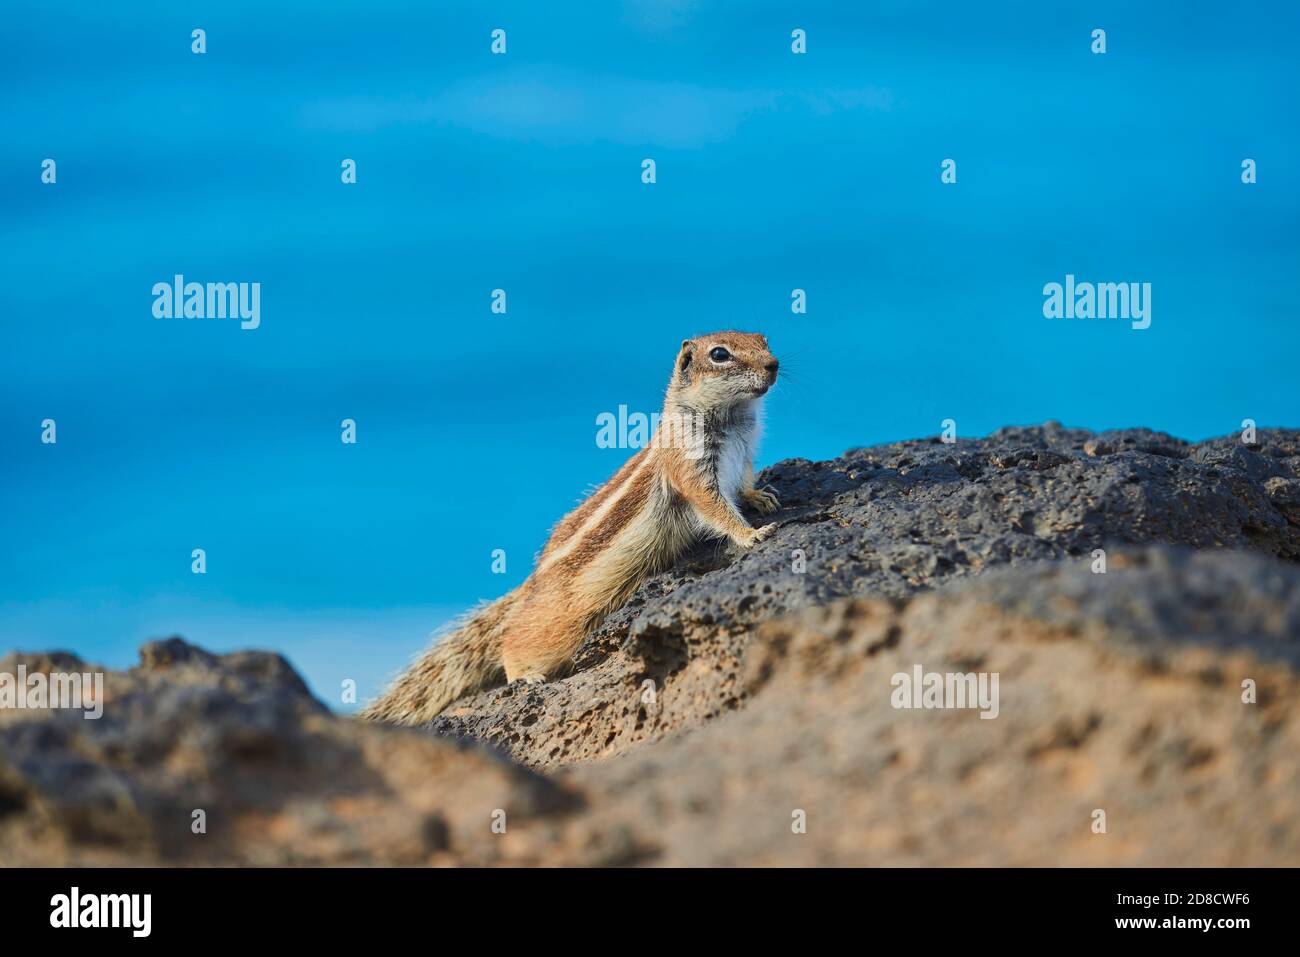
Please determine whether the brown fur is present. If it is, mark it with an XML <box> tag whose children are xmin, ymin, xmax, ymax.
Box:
<box><xmin>361</xmin><ymin>331</ymin><xmax>780</xmax><ymax>725</ymax></box>
<box><xmin>542</xmin><ymin>450</ymin><xmax>643</xmax><ymax>558</ymax></box>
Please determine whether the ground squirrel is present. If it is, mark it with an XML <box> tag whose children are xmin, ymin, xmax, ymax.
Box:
<box><xmin>361</xmin><ymin>331</ymin><xmax>780</xmax><ymax>725</ymax></box>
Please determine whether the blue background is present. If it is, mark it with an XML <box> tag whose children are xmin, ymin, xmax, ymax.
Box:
<box><xmin>3</xmin><ymin>1</ymin><xmax>1297</xmax><ymax>708</ymax></box>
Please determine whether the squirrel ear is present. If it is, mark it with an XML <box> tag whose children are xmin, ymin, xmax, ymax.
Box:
<box><xmin>678</xmin><ymin>340</ymin><xmax>694</xmax><ymax>372</ymax></box>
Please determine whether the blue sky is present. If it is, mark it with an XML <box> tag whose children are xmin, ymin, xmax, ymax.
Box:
<box><xmin>3</xmin><ymin>1</ymin><xmax>1297</xmax><ymax>709</ymax></box>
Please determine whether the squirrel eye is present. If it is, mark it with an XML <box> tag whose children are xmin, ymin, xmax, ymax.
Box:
<box><xmin>709</xmin><ymin>347</ymin><xmax>732</xmax><ymax>362</ymax></box>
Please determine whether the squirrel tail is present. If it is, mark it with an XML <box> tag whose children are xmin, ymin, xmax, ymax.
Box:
<box><xmin>360</xmin><ymin>594</ymin><xmax>513</xmax><ymax>725</ymax></box>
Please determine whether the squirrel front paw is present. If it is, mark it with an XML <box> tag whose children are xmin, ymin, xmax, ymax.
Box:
<box><xmin>736</xmin><ymin>522</ymin><xmax>777</xmax><ymax>550</ymax></box>
<box><xmin>742</xmin><ymin>486</ymin><xmax>781</xmax><ymax>515</ymax></box>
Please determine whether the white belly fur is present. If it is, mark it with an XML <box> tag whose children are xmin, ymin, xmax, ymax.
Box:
<box><xmin>716</xmin><ymin>399</ymin><xmax>762</xmax><ymax>506</ymax></box>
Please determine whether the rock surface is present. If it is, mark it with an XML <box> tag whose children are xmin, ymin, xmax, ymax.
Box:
<box><xmin>432</xmin><ymin>423</ymin><xmax>1300</xmax><ymax>770</ymax></box>
<box><xmin>566</xmin><ymin>547</ymin><xmax>1300</xmax><ymax>865</ymax></box>
<box><xmin>2</xmin><ymin>425</ymin><xmax>1298</xmax><ymax>865</ymax></box>
<box><xmin>0</xmin><ymin>639</ymin><xmax>584</xmax><ymax>865</ymax></box>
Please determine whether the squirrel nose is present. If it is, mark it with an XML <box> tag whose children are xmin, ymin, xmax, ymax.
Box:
<box><xmin>765</xmin><ymin>359</ymin><xmax>779</xmax><ymax>376</ymax></box>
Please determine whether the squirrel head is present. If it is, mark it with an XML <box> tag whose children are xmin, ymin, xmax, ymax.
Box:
<box><xmin>672</xmin><ymin>331</ymin><xmax>779</xmax><ymax>408</ymax></box>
